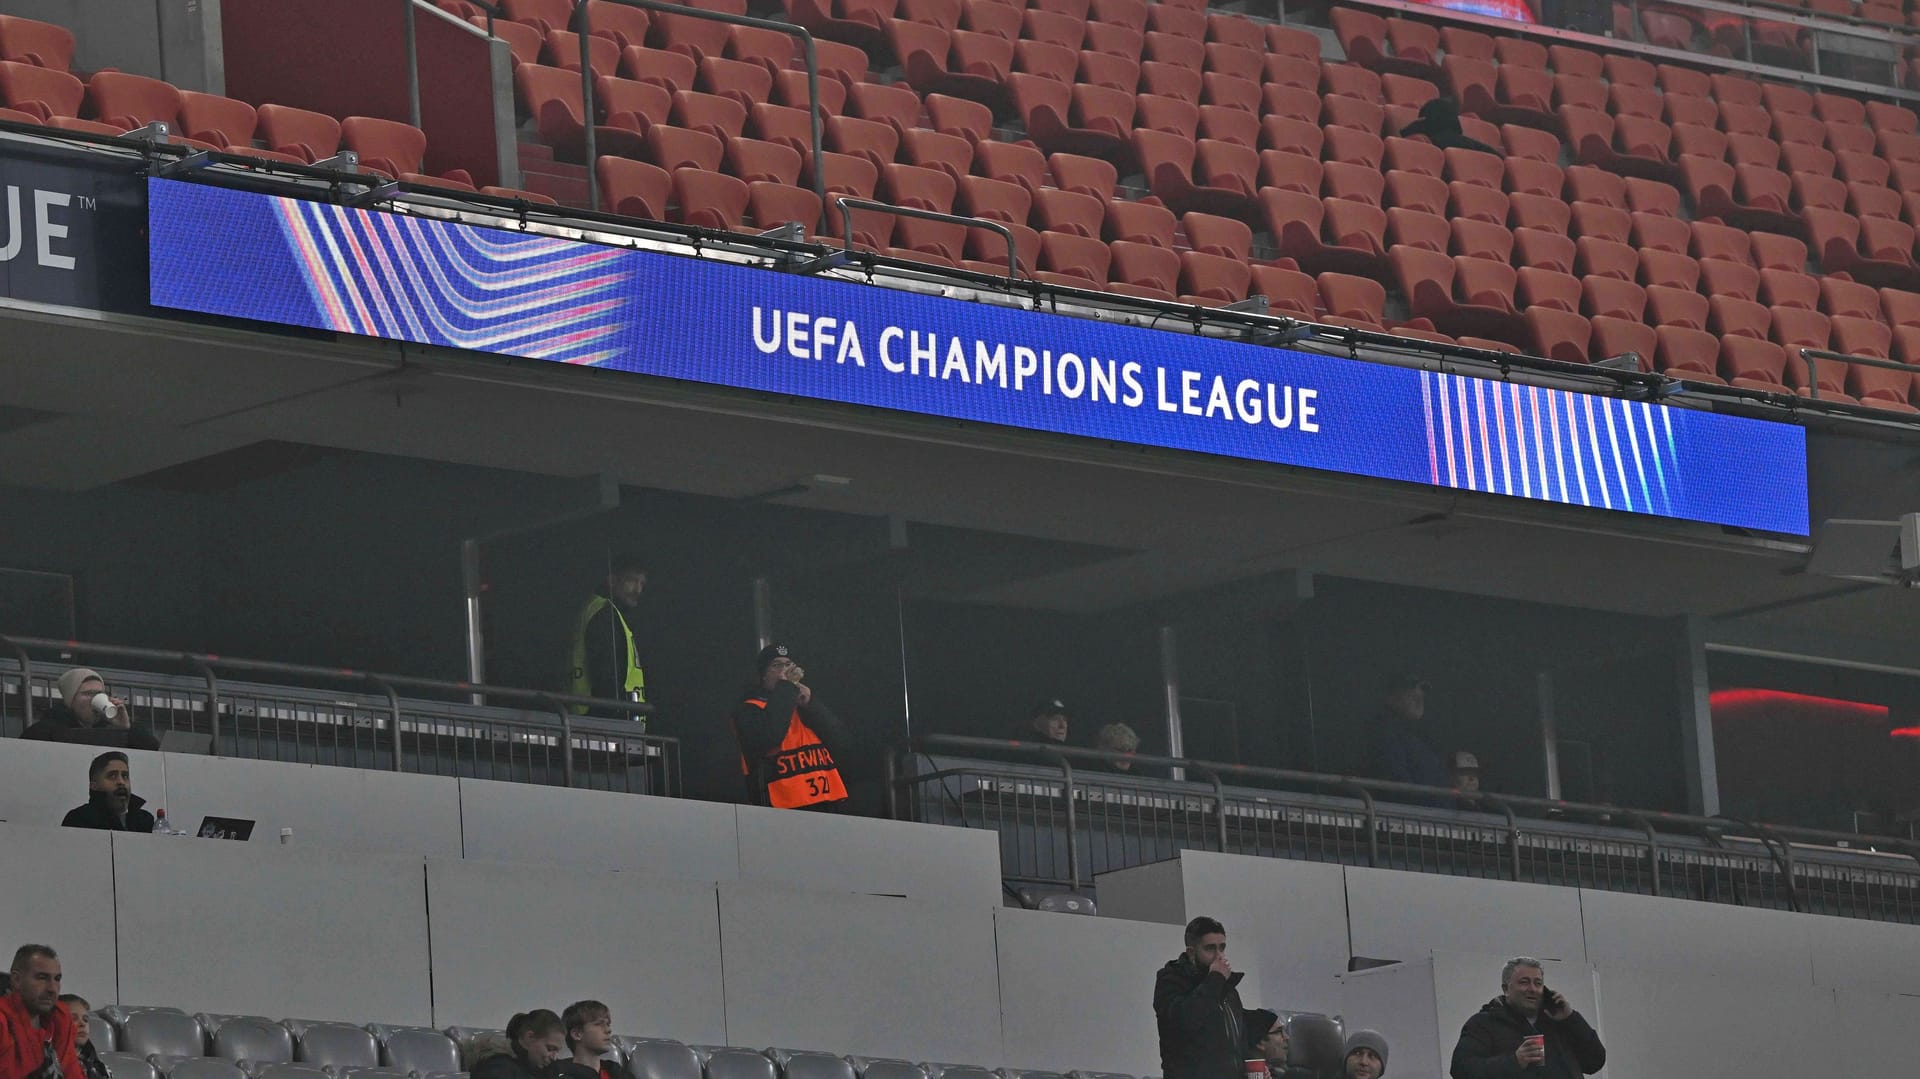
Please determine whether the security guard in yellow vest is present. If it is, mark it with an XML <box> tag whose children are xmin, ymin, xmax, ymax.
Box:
<box><xmin>567</xmin><ymin>554</ymin><xmax>647</xmax><ymax>714</ymax></box>
<box><xmin>729</xmin><ymin>644</ymin><xmax>850</xmax><ymax>810</ymax></box>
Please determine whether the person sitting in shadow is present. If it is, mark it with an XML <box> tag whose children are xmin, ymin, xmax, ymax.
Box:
<box><xmin>1399</xmin><ymin>97</ymin><xmax>1501</xmax><ymax>156</ymax></box>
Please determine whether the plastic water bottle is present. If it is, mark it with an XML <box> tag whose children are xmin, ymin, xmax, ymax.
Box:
<box><xmin>153</xmin><ymin>809</ymin><xmax>188</xmax><ymax>836</ymax></box>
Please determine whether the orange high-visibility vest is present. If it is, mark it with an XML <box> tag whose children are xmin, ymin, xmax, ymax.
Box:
<box><xmin>737</xmin><ymin>696</ymin><xmax>847</xmax><ymax>809</ymax></box>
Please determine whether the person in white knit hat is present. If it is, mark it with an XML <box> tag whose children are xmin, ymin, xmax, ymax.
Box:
<box><xmin>22</xmin><ymin>667</ymin><xmax>157</xmax><ymax>750</ymax></box>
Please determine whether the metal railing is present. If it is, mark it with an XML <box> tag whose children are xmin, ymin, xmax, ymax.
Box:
<box><xmin>572</xmin><ymin>0</ymin><xmax>827</xmax><ymax>219</ymax></box>
<box><xmin>834</xmin><ymin>197</ymin><xmax>1022</xmax><ymax>280</ymax></box>
<box><xmin>1</xmin><ymin>635</ymin><xmax>676</xmax><ymax>797</ymax></box>
<box><xmin>891</xmin><ymin>735</ymin><xmax>1920</xmax><ymax>924</ymax></box>
<box><xmin>1800</xmin><ymin>348</ymin><xmax>1920</xmax><ymax>407</ymax></box>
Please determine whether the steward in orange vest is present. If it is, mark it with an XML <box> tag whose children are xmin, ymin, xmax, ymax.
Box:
<box><xmin>728</xmin><ymin>644</ymin><xmax>850</xmax><ymax>810</ymax></box>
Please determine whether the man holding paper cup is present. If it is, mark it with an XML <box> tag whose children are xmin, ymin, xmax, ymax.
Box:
<box><xmin>1449</xmin><ymin>957</ymin><xmax>1605</xmax><ymax>1078</ymax></box>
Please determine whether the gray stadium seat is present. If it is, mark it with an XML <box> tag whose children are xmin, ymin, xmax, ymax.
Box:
<box><xmin>212</xmin><ymin>1019</ymin><xmax>295</xmax><ymax>1066</ymax></box>
<box><xmin>922</xmin><ymin>1066</ymin><xmax>995</xmax><ymax>1079</ymax></box>
<box><xmin>999</xmin><ymin>1071</ymin><xmax>1067</xmax><ymax>1079</ymax></box>
<box><xmin>422</xmin><ymin>1072</ymin><xmax>470</xmax><ymax>1079</ymax></box>
<box><xmin>441</xmin><ymin>1029</ymin><xmax>505</xmax><ymax>1071</ymax></box>
<box><xmin>1066</xmin><ymin>1071</ymin><xmax>1134</xmax><ymax>1079</ymax></box>
<box><xmin>370</xmin><ymin>1026</ymin><xmax>462</xmax><ymax>1075</ymax></box>
<box><xmin>848</xmin><ymin>1059</ymin><xmax>925</xmax><ymax>1079</ymax></box>
<box><xmin>768</xmin><ymin>1050</ymin><xmax>854</xmax><ymax>1079</ymax></box>
<box><xmin>165</xmin><ymin>1059</ymin><xmax>248</xmax><ymax>1079</ymax></box>
<box><xmin>89</xmin><ymin>1014</ymin><xmax>118</xmax><ymax>1052</ymax></box>
<box><xmin>339</xmin><ymin>1068</ymin><xmax>412</xmax><ymax>1079</ymax></box>
<box><xmin>120</xmin><ymin>1011</ymin><xmax>208</xmax><ymax>1059</ymax></box>
<box><xmin>1035</xmin><ymin>895</ymin><xmax>1095</xmax><ymax>915</ymax></box>
<box><xmin>1281</xmin><ymin>1013</ymin><xmax>1344</xmax><ymax>1076</ymax></box>
<box><xmin>702</xmin><ymin>1049</ymin><xmax>775</xmax><ymax>1079</ymax></box>
<box><xmin>620</xmin><ymin>1038</ymin><xmax>701</xmax><ymax>1079</ymax></box>
<box><xmin>288</xmin><ymin>1022</ymin><xmax>381</xmax><ymax>1069</ymax></box>
<box><xmin>255</xmin><ymin>1065</ymin><xmax>333</xmax><ymax>1079</ymax></box>
<box><xmin>100</xmin><ymin>1052</ymin><xmax>160</xmax><ymax>1079</ymax></box>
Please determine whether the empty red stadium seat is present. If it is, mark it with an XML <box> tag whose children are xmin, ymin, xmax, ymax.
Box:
<box><xmin>1107</xmin><ymin>239</ymin><xmax>1180</xmax><ymax>299</ymax></box>
<box><xmin>1319</xmin><ymin>271</ymin><xmax>1389</xmax><ymax>327</ymax></box>
<box><xmin>1571</xmin><ymin>202</ymin><xmax>1631</xmax><ymax>244</ymax></box>
<box><xmin>1515</xmin><ymin>228</ymin><xmax>1576</xmax><ymax>274</ymax></box>
<box><xmin>1134</xmin><ymin>129</ymin><xmax>1259</xmax><ymax>218</ymax></box>
<box><xmin>727</xmin><ymin>137</ymin><xmax>804</xmax><ymax>185</ymax></box>
<box><xmin>1719</xmin><ymin>336</ymin><xmax>1792</xmax><ymax>392</ymax></box>
<box><xmin>1252</xmin><ymin>264</ymin><xmax>1320</xmax><ymax>319</ymax></box>
<box><xmin>1105</xmin><ymin>200</ymin><xmax>1177</xmax><ymax>246</ymax></box>
<box><xmin>1019</xmin><ymin>8</ymin><xmax>1080</xmax><ymax>46</ymax></box>
<box><xmin>1183</xmin><ymin>212</ymin><xmax>1252</xmax><ymax>260</ymax></box>
<box><xmin>1639</xmin><ymin>249</ymin><xmax>1701</xmax><ymax>291</ymax></box>
<box><xmin>1012</xmin><ymin>77</ymin><xmax>1133</xmax><ymax>161</ymax></box>
<box><xmin>1655</xmin><ymin>325</ymin><xmax>1726</xmax><ymax>383</ymax></box>
<box><xmin>596</xmin><ymin>155</ymin><xmax>673</xmax><ymax>219</ymax></box>
<box><xmin>1392</xmin><ymin>245</ymin><xmax>1527</xmax><ymax>343</ymax></box>
<box><xmin>747</xmin><ymin>181</ymin><xmax>824</xmax><ymax>234</ymax></box>
<box><xmin>1508</xmin><ymin>193</ymin><xmax>1571</xmax><ymax>234</ymax></box>
<box><xmin>1178</xmin><ymin>249</ymin><xmax>1252</xmax><ymax>305</ymax></box>
<box><xmin>175</xmin><ymin>92</ymin><xmax>257</xmax><ymax>150</ymax></box>
<box><xmin>1577</xmin><ymin>237</ymin><xmax>1639</xmax><ymax>282</ymax></box>
<box><xmin>825</xmin><ymin>112</ymin><xmax>897</xmax><ymax>169</ymax></box>
<box><xmin>257</xmin><ymin>103</ymin><xmax>341</xmax><ymax>163</ymax></box>
<box><xmin>1710</xmin><ymin>295</ymin><xmax>1773</xmax><ymax>342</ymax></box>
<box><xmin>341</xmin><ymin>116</ymin><xmax>428</xmax><ymax>177</ymax></box>
<box><xmin>483</xmin><ymin>17</ymin><xmax>546</xmax><ymax>68</ymax></box>
<box><xmin>1760</xmin><ymin>269</ymin><xmax>1821</xmax><ymax>311</ymax></box>
<box><xmin>1033</xmin><ymin>187</ymin><xmax>1104</xmax><ymax>237</ymax></box>
<box><xmin>1647</xmin><ymin>284</ymin><xmax>1710</xmax><ymax>330</ymax></box>
<box><xmin>1527</xmin><ymin>307</ymin><xmax>1593</xmax><ymax>365</ymax></box>
<box><xmin>1387</xmin><ymin>208</ymin><xmax>1449</xmax><ymax>253</ymax></box>
<box><xmin>1516</xmin><ymin>267</ymin><xmax>1581</xmax><ymax>313</ymax></box>
<box><xmin>620</xmin><ymin>45</ymin><xmax>699</xmax><ymax>94</ymax></box>
<box><xmin>1505</xmin><ymin>158</ymin><xmax>1564</xmax><ymax>200</ymax></box>
<box><xmin>86</xmin><ymin>71</ymin><xmax>180</xmax><ymax>130</ymax></box>
<box><xmin>0</xmin><ymin>14</ymin><xmax>74</xmax><ymax>72</ymax></box>
<box><xmin>481</xmin><ymin>184</ymin><xmax>560</xmax><ymax>205</ymax></box>
<box><xmin>584</xmin><ymin>1</ymin><xmax>651</xmax><ymax>50</ymax></box>
<box><xmin>1630</xmin><ymin>212</ymin><xmax>1691</xmax><ymax>255</ymax></box>
<box><xmin>544</xmin><ymin>29</ymin><xmax>621</xmax><ymax>77</ymax></box>
<box><xmin>1451</xmin><ymin>218</ymin><xmax>1513</xmax><ymax>262</ymax></box>
<box><xmin>1582</xmin><ymin>276</ymin><xmax>1649</xmax><ymax>322</ymax></box>
<box><xmin>1259</xmin><ymin>149</ymin><xmax>1321</xmax><ymax>195</ymax></box>
<box><xmin>655</xmin><ymin>0</ymin><xmax>746</xmax><ymax>60</ymax></box>
<box><xmin>1079</xmin><ymin>52</ymin><xmax>1140</xmax><ymax>93</ymax></box>
<box><xmin>899</xmin><ymin>127</ymin><xmax>970</xmax><ymax>179</ymax></box>
<box><xmin>698</xmin><ymin>55</ymin><xmax>775</xmax><ymax>111</ymax></box>
<box><xmin>1263</xmin><ymin>190</ymin><xmax>1384</xmax><ymax>277</ymax></box>
<box><xmin>894</xmin><ymin>21</ymin><xmax>1015</xmax><ymax>107</ymax></box>
<box><xmin>503</xmin><ymin>0</ymin><xmax>573</xmax><ymax>35</ymax></box>
<box><xmin>1589</xmin><ymin>316</ymin><xmax>1657</xmax><ymax>369</ymax></box>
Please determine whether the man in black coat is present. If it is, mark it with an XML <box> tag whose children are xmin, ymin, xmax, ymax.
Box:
<box><xmin>1154</xmin><ymin>916</ymin><xmax>1259</xmax><ymax>1079</ymax></box>
<box><xmin>1449</xmin><ymin>957</ymin><xmax>1605</xmax><ymax>1079</ymax></box>
<box><xmin>552</xmin><ymin>1000</ymin><xmax>636</xmax><ymax>1079</ymax></box>
<box><xmin>61</xmin><ymin>752</ymin><xmax>156</xmax><ymax>833</ymax></box>
<box><xmin>23</xmin><ymin>668</ymin><xmax>159</xmax><ymax>751</ymax></box>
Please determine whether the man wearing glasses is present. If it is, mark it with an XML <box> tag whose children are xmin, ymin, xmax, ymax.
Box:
<box><xmin>728</xmin><ymin>644</ymin><xmax>850</xmax><ymax>811</ymax></box>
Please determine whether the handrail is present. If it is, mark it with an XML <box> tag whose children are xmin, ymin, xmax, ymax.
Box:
<box><xmin>1799</xmin><ymin>348</ymin><xmax>1920</xmax><ymax>403</ymax></box>
<box><xmin>574</xmin><ymin>0</ymin><xmax>826</xmax><ymax>222</ymax></box>
<box><xmin>0</xmin><ymin>633</ymin><xmax>654</xmax><ymax>724</ymax></box>
<box><xmin>834</xmin><ymin>197</ymin><xmax>1021</xmax><ymax>280</ymax></box>
<box><xmin>899</xmin><ymin>734</ymin><xmax>1920</xmax><ymax>870</ymax></box>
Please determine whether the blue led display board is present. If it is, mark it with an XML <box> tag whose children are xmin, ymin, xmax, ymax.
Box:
<box><xmin>147</xmin><ymin>178</ymin><xmax>1810</xmax><ymax>534</ymax></box>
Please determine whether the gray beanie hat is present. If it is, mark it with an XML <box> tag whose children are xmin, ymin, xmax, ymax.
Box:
<box><xmin>57</xmin><ymin>667</ymin><xmax>103</xmax><ymax>705</ymax></box>
<box><xmin>1344</xmin><ymin>1029</ymin><xmax>1389</xmax><ymax>1074</ymax></box>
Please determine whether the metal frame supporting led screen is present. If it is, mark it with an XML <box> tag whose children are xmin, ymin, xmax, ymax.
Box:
<box><xmin>146</xmin><ymin>178</ymin><xmax>1809</xmax><ymax>535</ymax></box>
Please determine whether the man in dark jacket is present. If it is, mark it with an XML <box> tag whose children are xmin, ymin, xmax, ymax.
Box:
<box><xmin>729</xmin><ymin>644</ymin><xmax>851</xmax><ymax>810</ymax></box>
<box><xmin>61</xmin><ymin>752</ymin><xmax>156</xmax><ymax>833</ymax></box>
<box><xmin>1366</xmin><ymin>676</ymin><xmax>1450</xmax><ymax>790</ymax></box>
<box><xmin>1399</xmin><ymin>98</ymin><xmax>1503</xmax><ymax>156</ymax></box>
<box><xmin>1449</xmin><ymin>957</ymin><xmax>1605</xmax><ymax>1079</ymax></box>
<box><xmin>1154</xmin><ymin>916</ymin><xmax>1258</xmax><ymax>1079</ymax></box>
<box><xmin>553</xmin><ymin>1000</ymin><xmax>635</xmax><ymax>1079</ymax></box>
<box><xmin>22</xmin><ymin>668</ymin><xmax>159</xmax><ymax>751</ymax></box>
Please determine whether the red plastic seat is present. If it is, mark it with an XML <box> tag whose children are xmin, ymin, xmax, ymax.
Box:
<box><xmin>1105</xmin><ymin>240</ymin><xmax>1179</xmax><ymax>300</ymax></box>
<box><xmin>672</xmin><ymin>167</ymin><xmax>751</xmax><ymax>230</ymax></box>
<box><xmin>1582</xmin><ymin>277</ymin><xmax>1649</xmax><ymax>322</ymax></box>
<box><xmin>1609</xmin><ymin>83</ymin><xmax>1663</xmax><ymax>120</ymax></box>
<box><xmin>1012</xmin><ymin>77</ymin><xmax>1133</xmax><ymax>160</ymax></box>
<box><xmin>848</xmin><ymin>81</ymin><xmax>921</xmax><ymax>130</ymax></box>
<box><xmin>1835</xmin><ymin>151</ymin><xmax>1891</xmax><ymax>188</ymax></box>
<box><xmin>1719</xmin><ymin>336</ymin><xmax>1792</xmax><ymax>392</ymax></box>
<box><xmin>1663</xmin><ymin>93</ymin><xmax>1717</xmax><ymax>130</ymax></box>
<box><xmin>516</xmin><ymin>63</ymin><xmax>612</xmax><ymax>161</ymax></box>
<box><xmin>1387</xmin><ymin>171</ymin><xmax>1448</xmax><ymax>216</ymax></box>
<box><xmin>1654</xmin><ymin>325</ymin><xmax>1726</xmax><ymax>383</ymax></box>
<box><xmin>86</xmin><ymin>71</ymin><xmax>180</xmax><ymax>130</ymax></box>
<box><xmin>1105</xmin><ymin>199</ymin><xmax>1176</xmax><ymax>246</ymax></box>
<box><xmin>1451</xmin><ymin>218</ymin><xmax>1513</xmax><ymax>262</ymax></box>
<box><xmin>1079</xmin><ymin>52</ymin><xmax>1140</xmax><ymax>93</ymax></box>
<box><xmin>1082</xmin><ymin>22</ymin><xmax>1145</xmax><ymax>59</ymax></box>
<box><xmin>254</xmin><ymin>102</ymin><xmax>342</xmax><ymax>164</ymax></box>
<box><xmin>582</xmin><ymin>1</ymin><xmax>651</xmax><ymax>50</ymax></box>
<box><xmin>1750</xmin><ymin>233</ymin><xmax>1808</xmax><ymax>273</ymax></box>
<box><xmin>1018</xmin><ymin>8</ymin><xmax>1080</xmax><ymax>46</ymax></box>
<box><xmin>1320</xmin><ymin>62</ymin><xmax>1380</xmax><ymax>102</ymax></box>
<box><xmin>1527</xmin><ymin>307</ymin><xmax>1593</xmax><ymax>365</ymax></box>
<box><xmin>1516</xmin><ymin>267</ymin><xmax>1582</xmax><ymax>313</ymax></box>
<box><xmin>1881</xmin><ymin>288</ymin><xmax>1920</xmax><ymax>327</ymax></box>
<box><xmin>1032</xmin><ymin>187</ymin><xmax>1104</xmax><ymax>237</ymax></box>
<box><xmin>1259</xmin><ymin>149</ymin><xmax>1321</xmax><ymax>195</ymax></box>
<box><xmin>1202</xmin><ymin>72</ymin><xmax>1260</xmax><ymax>114</ymax></box>
<box><xmin>1562</xmin><ymin>165</ymin><xmax>1625</xmax><ymax>210</ymax></box>
<box><xmin>1515</xmin><ymin>228</ymin><xmax>1576</xmax><ymax>274</ymax></box>
<box><xmin>1139</xmin><ymin>61</ymin><xmax>1200</xmax><ymax>102</ymax></box>
<box><xmin>647</xmin><ymin>125</ymin><xmax>725</xmax><ymax>173</ymax></box>
<box><xmin>176</xmin><ymin>92</ymin><xmax>257</xmax><ymax>150</ymax></box>
<box><xmin>1182</xmin><ymin>212</ymin><xmax>1252</xmax><ymax>260</ymax></box>
<box><xmin>1323</xmin><ymin>161</ymin><xmax>1384</xmax><ymax>207</ymax></box>
<box><xmin>1318</xmin><ymin>272</ymin><xmax>1388</xmax><ymax>327</ymax></box>
<box><xmin>747</xmin><ymin>182</ymin><xmax>823</xmax><ymax>235</ymax></box>
<box><xmin>1387</xmin><ymin>208</ymin><xmax>1450</xmax><ymax>253</ymax></box>
<box><xmin>973</xmin><ymin>138</ymin><xmax>1048</xmax><ymax>190</ymax></box>
<box><xmin>825</xmin><ymin>111</ymin><xmax>898</xmax><ymax>170</ymax></box>
<box><xmin>1391</xmin><ymin>246</ymin><xmax>1527</xmax><ymax>342</ymax></box>
<box><xmin>1199</xmin><ymin>105</ymin><xmax>1258</xmax><ymax>149</ymax></box>
<box><xmin>674</xmin><ymin>89</ymin><xmax>749</xmax><ymax>143</ymax></box>
<box><xmin>727</xmin><ymin>137</ymin><xmax>804</xmax><ymax>185</ymax></box>
<box><xmin>884</xmin><ymin>163</ymin><xmax>966</xmax><ymax>261</ymax></box>
<box><xmin>1203</xmin><ymin>43</ymin><xmax>1263</xmax><ymax>83</ymax></box>
<box><xmin>1133</xmin><ymin>128</ymin><xmax>1259</xmax><ymax>218</ymax></box>
<box><xmin>1774</xmin><ymin>112</ymin><xmax>1826</xmax><ymax>150</ymax></box>
<box><xmin>1822</xmin><ymin>277</ymin><xmax>1882</xmax><ymax>321</ymax></box>
<box><xmin>594</xmin><ymin>75</ymin><xmax>678</xmax><ymax>138</ymax></box>
<box><xmin>956</xmin><ymin>173</ymin><xmax>1031</xmax><ymax>225</ymax></box>
<box><xmin>746</xmin><ymin>102</ymin><xmax>812</xmax><ymax>157</ymax></box>
<box><xmin>1571</xmin><ymin>202</ymin><xmax>1631</xmax><ymax>244</ymax></box>
<box><xmin>892</xmin><ymin>21</ymin><xmax>1014</xmax><ymax>106</ymax></box>
<box><xmin>1508</xmin><ymin>193</ymin><xmax>1570</xmax><ymax>234</ymax></box>
<box><xmin>655</xmin><ymin>0</ymin><xmax>746</xmax><ymax>60</ymax></box>
<box><xmin>1331</xmin><ymin>9</ymin><xmax>1436</xmax><ymax>79</ymax></box>
<box><xmin>1178</xmin><ymin>249</ymin><xmax>1252</xmax><ymax>305</ymax></box>
<box><xmin>1443</xmin><ymin>147</ymin><xmax>1502</xmax><ymax>191</ymax></box>
<box><xmin>1576</xmin><ymin>237</ymin><xmax>1638</xmax><ymax>282</ymax></box>
<box><xmin>479</xmin><ymin>184</ymin><xmax>558</xmax><ymax>205</ymax></box>
<box><xmin>1831</xmin><ymin>319</ymin><xmax>1912</xmax><ymax>410</ymax></box>
<box><xmin>1261</xmin><ymin>112</ymin><xmax>1322</xmax><ymax>155</ymax></box>
<box><xmin>341</xmin><ymin>116</ymin><xmax>430</xmax><ymax>176</ymax></box>
<box><xmin>1253</xmin><ymin>264</ymin><xmax>1320</xmax><ymax>318</ymax></box>
<box><xmin>1639</xmin><ymin>249</ymin><xmax>1701</xmax><ymax>291</ymax></box>
<box><xmin>502</xmin><ymin>0</ymin><xmax>574</xmax><ymax>35</ymax></box>
<box><xmin>1383</xmin><ymin>137</ymin><xmax>1445</xmax><ymax>179</ymax></box>
<box><xmin>479</xmin><ymin>17</ymin><xmax>545</xmax><ymax>68</ymax></box>
<box><xmin>1710</xmin><ymin>295</ymin><xmax>1772</xmax><ymax>343</ymax></box>
<box><xmin>1502</xmin><ymin>38</ymin><xmax>1553</xmax><ymax>70</ymax></box>
<box><xmin>1760</xmin><ymin>269</ymin><xmax>1821</xmax><ymax>311</ymax></box>
<box><xmin>1781</xmin><ymin>142</ymin><xmax>1836</xmax><ymax>179</ymax></box>
<box><xmin>1630</xmin><ymin>212</ymin><xmax>1691</xmax><ymax>255</ymax></box>
<box><xmin>619</xmin><ymin>45</ymin><xmax>699</xmax><ymax>95</ymax></box>
<box><xmin>899</xmin><ymin>127</ymin><xmax>971</xmax><ymax>179</ymax></box>
<box><xmin>1726</xmin><ymin>133</ymin><xmax>1782</xmax><ymax>170</ymax></box>
<box><xmin>1553</xmin><ymin>75</ymin><xmax>1608</xmax><ymax>113</ymax></box>
<box><xmin>543</xmin><ymin>30</ymin><xmax>621</xmax><ymax>77</ymax></box>
<box><xmin>1264</xmin><ymin>54</ymin><xmax>1320</xmax><ymax>92</ymax></box>
<box><xmin>596</xmin><ymin>156</ymin><xmax>673</xmax><ymax>219</ymax></box>
<box><xmin>1262</xmin><ymin>190</ymin><xmax>1384</xmax><ymax>277</ymax></box>
<box><xmin>1047</xmin><ymin>152</ymin><xmax>1115</xmax><ymax>198</ymax></box>
<box><xmin>1670</xmin><ymin>123</ymin><xmax>1727</xmax><ymax>163</ymax></box>
<box><xmin>696</xmin><ymin>55</ymin><xmax>774</xmax><ymax>111</ymax></box>
<box><xmin>1504</xmin><ymin>159</ymin><xmax>1564</xmax><ymax>199</ymax></box>
<box><xmin>1791</xmin><ymin>172</ymin><xmax>1848</xmax><ymax>213</ymax></box>
<box><xmin>1325</xmin><ymin>126</ymin><xmax>1384</xmax><ymax>171</ymax></box>
<box><xmin>1589</xmin><ymin>316</ymin><xmax>1656</xmax><ymax>369</ymax></box>
<box><xmin>1647</xmin><ymin>284</ymin><xmax>1709</xmax><ymax>330</ymax></box>
<box><xmin>1015</xmin><ymin>38</ymin><xmax>1078</xmax><ymax>82</ymax></box>
<box><xmin>0</xmin><ymin>14</ymin><xmax>74</xmax><ymax>72</ymax></box>
<box><xmin>1868</xmin><ymin>102</ymin><xmax>1919</xmax><ymax>136</ymax></box>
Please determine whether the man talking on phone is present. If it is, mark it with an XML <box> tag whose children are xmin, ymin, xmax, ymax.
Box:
<box><xmin>1449</xmin><ymin>956</ymin><xmax>1605</xmax><ymax>1078</ymax></box>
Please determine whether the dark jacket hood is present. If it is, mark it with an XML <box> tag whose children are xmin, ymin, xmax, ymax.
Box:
<box><xmin>87</xmin><ymin>789</ymin><xmax>147</xmax><ymax>814</ymax></box>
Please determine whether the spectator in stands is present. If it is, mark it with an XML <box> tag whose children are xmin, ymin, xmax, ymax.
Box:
<box><xmin>1450</xmin><ymin>751</ymin><xmax>1483</xmax><ymax>795</ymax></box>
<box><xmin>1022</xmin><ymin>699</ymin><xmax>1071</xmax><ymax>744</ymax></box>
<box><xmin>1342</xmin><ymin>1030</ymin><xmax>1388</xmax><ymax>1079</ymax></box>
<box><xmin>56</xmin><ymin>996</ymin><xmax>107</xmax><ymax>1079</ymax></box>
<box><xmin>1366</xmin><ymin>676</ymin><xmax>1450</xmax><ymax>789</ymax></box>
<box><xmin>729</xmin><ymin>644</ymin><xmax>850</xmax><ymax>811</ymax></box>
<box><xmin>1449</xmin><ymin>957</ymin><xmax>1605</xmax><ymax>1079</ymax></box>
<box><xmin>1246</xmin><ymin>1009</ymin><xmax>1289</xmax><ymax>1071</ymax></box>
<box><xmin>0</xmin><ymin>945</ymin><xmax>81</xmax><ymax>1079</ymax></box>
<box><xmin>568</xmin><ymin>554</ymin><xmax>649</xmax><ymax>713</ymax></box>
<box><xmin>22</xmin><ymin>668</ymin><xmax>159</xmax><ymax>751</ymax></box>
<box><xmin>1096</xmin><ymin>722</ymin><xmax>1140</xmax><ymax>771</ymax></box>
<box><xmin>556</xmin><ymin>1001</ymin><xmax>633</xmax><ymax>1079</ymax></box>
<box><xmin>1154</xmin><ymin>916</ymin><xmax>1259</xmax><ymax>1079</ymax></box>
<box><xmin>61</xmin><ymin>752</ymin><xmax>155</xmax><ymax>833</ymax></box>
<box><xmin>1398</xmin><ymin>98</ymin><xmax>1501</xmax><ymax>156</ymax></box>
<box><xmin>474</xmin><ymin>1010</ymin><xmax>566</xmax><ymax>1079</ymax></box>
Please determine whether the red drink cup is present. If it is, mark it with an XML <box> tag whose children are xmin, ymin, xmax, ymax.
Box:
<box><xmin>1243</xmin><ymin>1060</ymin><xmax>1269</xmax><ymax>1078</ymax></box>
<box><xmin>1523</xmin><ymin>1035</ymin><xmax>1545</xmax><ymax>1063</ymax></box>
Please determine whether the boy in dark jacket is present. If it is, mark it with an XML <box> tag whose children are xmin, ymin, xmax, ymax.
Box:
<box><xmin>553</xmin><ymin>1001</ymin><xmax>635</xmax><ymax>1079</ymax></box>
<box><xmin>57</xmin><ymin>996</ymin><xmax>108</xmax><ymax>1079</ymax></box>
<box><xmin>1449</xmin><ymin>957</ymin><xmax>1605</xmax><ymax>1079</ymax></box>
<box><xmin>1154</xmin><ymin>917</ymin><xmax>1258</xmax><ymax>1079</ymax></box>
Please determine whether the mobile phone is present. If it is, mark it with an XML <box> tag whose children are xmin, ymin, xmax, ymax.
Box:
<box><xmin>1541</xmin><ymin>987</ymin><xmax>1563</xmax><ymax>1013</ymax></box>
